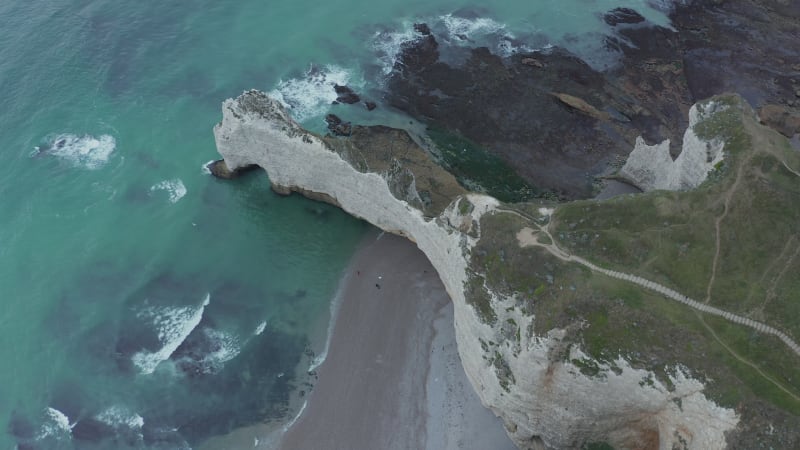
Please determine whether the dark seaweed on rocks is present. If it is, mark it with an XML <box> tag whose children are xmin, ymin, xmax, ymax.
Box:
<box><xmin>383</xmin><ymin>1</ymin><xmax>800</xmax><ymax>199</ymax></box>
<box><xmin>386</xmin><ymin>32</ymin><xmax>643</xmax><ymax>199</ymax></box>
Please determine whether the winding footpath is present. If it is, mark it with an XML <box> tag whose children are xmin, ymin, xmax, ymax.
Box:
<box><xmin>504</xmin><ymin>208</ymin><xmax>800</xmax><ymax>359</ymax></box>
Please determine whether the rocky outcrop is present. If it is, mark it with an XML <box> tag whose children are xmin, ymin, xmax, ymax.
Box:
<box><xmin>759</xmin><ymin>104</ymin><xmax>800</xmax><ymax>138</ymax></box>
<box><xmin>205</xmin><ymin>159</ymin><xmax>258</xmax><ymax>179</ymax></box>
<box><xmin>378</xmin><ymin>2</ymin><xmax>800</xmax><ymax>200</ymax></box>
<box><xmin>603</xmin><ymin>8</ymin><xmax>646</xmax><ymax>26</ymax></box>
<box><xmin>333</xmin><ymin>84</ymin><xmax>360</xmax><ymax>104</ymax></box>
<box><xmin>618</xmin><ymin>99</ymin><xmax>726</xmax><ymax>191</ymax></box>
<box><xmin>213</xmin><ymin>90</ymin><xmax>738</xmax><ymax>450</ymax></box>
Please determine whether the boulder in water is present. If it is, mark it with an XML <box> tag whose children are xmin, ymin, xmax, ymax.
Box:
<box><xmin>333</xmin><ymin>84</ymin><xmax>360</xmax><ymax>104</ymax></box>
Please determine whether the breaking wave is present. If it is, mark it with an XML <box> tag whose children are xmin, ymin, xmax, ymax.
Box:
<box><xmin>96</xmin><ymin>405</ymin><xmax>144</xmax><ymax>431</ymax></box>
<box><xmin>37</xmin><ymin>407</ymin><xmax>73</xmax><ymax>440</ymax></box>
<box><xmin>150</xmin><ymin>178</ymin><xmax>187</xmax><ymax>203</ymax></box>
<box><xmin>269</xmin><ymin>64</ymin><xmax>360</xmax><ymax>122</ymax></box>
<box><xmin>132</xmin><ymin>293</ymin><xmax>210</xmax><ymax>374</ymax></box>
<box><xmin>372</xmin><ymin>14</ymin><xmax>545</xmax><ymax>74</ymax></box>
<box><xmin>201</xmin><ymin>159</ymin><xmax>215</xmax><ymax>175</ymax></box>
<box><xmin>35</xmin><ymin>133</ymin><xmax>116</xmax><ymax>169</ymax></box>
<box><xmin>372</xmin><ymin>23</ymin><xmax>423</xmax><ymax>75</ymax></box>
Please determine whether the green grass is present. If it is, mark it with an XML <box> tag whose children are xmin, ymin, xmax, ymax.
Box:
<box><xmin>539</xmin><ymin>95</ymin><xmax>800</xmax><ymax>416</ymax></box>
<box><xmin>458</xmin><ymin>95</ymin><xmax>800</xmax><ymax>442</ymax></box>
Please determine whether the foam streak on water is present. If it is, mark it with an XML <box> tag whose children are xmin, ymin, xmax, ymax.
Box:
<box><xmin>96</xmin><ymin>405</ymin><xmax>145</xmax><ymax>430</ymax></box>
<box><xmin>150</xmin><ymin>178</ymin><xmax>187</xmax><ymax>203</ymax></box>
<box><xmin>199</xmin><ymin>327</ymin><xmax>242</xmax><ymax>373</ymax></box>
<box><xmin>132</xmin><ymin>293</ymin><xmax>211</xmax><ymax>374</ymax></box>
<box><xmin>254</xmin><ymin>320</ymin><xmax>267</xmax><ymax>336</ymax></box>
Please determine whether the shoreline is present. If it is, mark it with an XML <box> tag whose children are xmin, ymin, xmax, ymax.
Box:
<box><xmin>280</xmin><ymin>231</ymin><xmax>514</xmax><ymax>449</ymax></box>
<box><xmin>198</xmin><ymin>229</ymin><xmax>514</xmax><ymax>449</ymax></box>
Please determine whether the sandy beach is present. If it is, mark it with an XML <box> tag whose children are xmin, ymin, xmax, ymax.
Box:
<box><xmin>279</xmin><ymin>230</ymin><xmax>515</xmax><ymax>450</ymax></box>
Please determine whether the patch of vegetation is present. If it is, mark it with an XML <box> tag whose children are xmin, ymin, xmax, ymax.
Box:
<box><xmin>539</xmin><ymin>96</ymin><xmax>800</xmax><ymax>418</ymax></box>
<box><xmin>427</xmin><ymin>128</ymin><xmax>539</xmax><ymax>203</ymax></box>
<box><xmin>464</xmin><ymin>272</ymin><xmax>497</xmax><ymax>325</ymax></box>
<box><xmin>458</xmin><ymin>196</ymin><xmax>474</xmax><ymax>215</ymax></box>
<box><xmin>572</xmin><ymin>357</ymin><xmax>603</xmax><ymax>377</ymax></box>
<box><xmin>492</xmin><ymin>351</ymin><xmax>516</xmax><ymax>393</ymax></box>
<box><xmin>693</xmin><ymin>96</ymin><xmax>744</xmax><ymax>141</ymax></box>
<box><xmin>582</xmin><ymin>442</ymin><xmax>615</xmax><ymax>450</ymax></box>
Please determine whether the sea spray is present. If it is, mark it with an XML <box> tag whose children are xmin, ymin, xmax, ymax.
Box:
<box><xmin>269</xmin><ymin>64</ymin><xmax>361</xmax><ymax>122</ymax></box>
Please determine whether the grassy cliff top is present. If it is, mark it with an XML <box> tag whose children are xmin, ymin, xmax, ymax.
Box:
<box><xmin>466</xmin><ymin>95</ymin><xmax>800</xmax><ymax>446</ymax></box>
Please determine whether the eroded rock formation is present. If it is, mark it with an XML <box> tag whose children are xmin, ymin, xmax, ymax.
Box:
<box><xmin>213</xmin><ymin>90</ymin><xmax>739</xmax><ymax>450</ymax></box>
<box><xmin>618</xmin><ymin>100</ymin><xmax>726</xmax><ymax>191</ymax></box>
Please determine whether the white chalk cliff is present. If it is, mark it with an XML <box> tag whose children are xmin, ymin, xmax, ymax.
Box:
<box><xmin>619</xmin><ymin>101</ymin><xmax>726</xmax><ymax>192</ymax></box>
<box><xmin>213</xmin><ymin>90</ymin><xmax>738</xmax><ymax>450</ymax></box>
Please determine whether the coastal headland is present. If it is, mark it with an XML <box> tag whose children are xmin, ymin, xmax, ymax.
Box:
<box><xmin>211</xmin><ymin>1</ymin><xmax>800</xmax><ymax>448</ymax></box>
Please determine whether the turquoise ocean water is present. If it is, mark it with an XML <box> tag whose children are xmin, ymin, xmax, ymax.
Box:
<box><xmin>0</xmin><ymin>1</ymin><xmax>670</xmax><ymax>448</ymax></box>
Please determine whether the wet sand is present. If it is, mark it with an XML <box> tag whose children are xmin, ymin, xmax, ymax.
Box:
<box><xmin>280</xmin><ymin>231</ymin><xmax>515</xmax><ymax>450</ymax></box>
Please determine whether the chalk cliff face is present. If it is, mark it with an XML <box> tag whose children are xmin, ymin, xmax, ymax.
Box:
<box><xmin>214</xmin><ymin>90</ymin><xmax>737</xmax><ymax>450</ymax></box>
<box><xmin>619</xmin><ymin>101</ymin><xmax>726</xmax><ymax>192</ymax></box>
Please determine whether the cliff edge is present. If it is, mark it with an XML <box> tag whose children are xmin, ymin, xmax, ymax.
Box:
<box><xmin>208</xmin><ymin>90</ymin><xmax>796</xmax><ymax>450</ymax></box>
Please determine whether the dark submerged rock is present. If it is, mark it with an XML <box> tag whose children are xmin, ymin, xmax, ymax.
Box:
<box><xmin>364</xmin><ymin>101</ymin><xmax>377</xmax><ymax>111</ymax></box>
<box><xmin>604</xmin><ymin>7</ymin><xmax>646</xmax><ymax>26</ymax></box>
<box><xmin>72</xmin><ymin>418</ymin><xmax>116</xmax><ymax>442</ymax></box>
<box><xmin>325</xmin><ymin>114</ymin><xmax>352</xmax><ymax>136</ymax></box>
<box><xmin>414</xmin><ymin>23</ymin><xmax>431</xmax><ymax>35</ymax></box>
<box><xmin>7</xmin><ymin>411</ymin><xmax>35</xmax><ymax>440</ymax></box>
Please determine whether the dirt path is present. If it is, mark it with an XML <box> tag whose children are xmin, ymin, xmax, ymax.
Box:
<box><xmin>705</xmin><ymin>152</ymin><xmax>751</xmax><ymax>305</ymax></box>
<box><xmin>503</xmin><ymin>207</ymin><xmax>800</xmax><ymax>359</ymax></box>
<box><xmin>783</xmin><ymin>161</ymin><xmax>800</xmax><ymax>178</ymax></box>
<box><xmin>696</xmin><ymin>314</ymin><xmax>800</xmax><ymax>402</ymax></box>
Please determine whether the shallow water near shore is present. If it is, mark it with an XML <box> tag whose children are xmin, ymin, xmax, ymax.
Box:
<box><xmin>1</xmin><ymin>0</ymin><xmax>672</xmax><ymax>448</ymax></box>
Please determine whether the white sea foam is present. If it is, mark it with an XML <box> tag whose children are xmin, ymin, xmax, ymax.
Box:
<box><xmin>282</xmin><ymin>400</ymin><xmax>307</xmax><ymax>432</ymax></box>
<box><xmin>150</xmin><ymin>178</ymin><xmax>187</xmax><ymax>203</ymax></box>
<box><xmin>373</xmin><ymin>15</ymin><xmax>543</xmax><ymax>76</ymax></box>
<box><xmin>37</xmin><ymin>407</ymin><xmax>72</xmax><ymax>440</ymax></box>
<box><xmin>96</xmin><ymin>406</ymin><xmax>144</xmax><ymax>430</ymax></box>
<box><xmin>439</xmin><ymin>14</ymin><xmax>538</xmax><ymax>57</ymax></box>
<box><xmin>307</xmin><ymin>268</ymin><xmax>352</xmax><ymax>373</ymax></box>
<box><xmin>201</xmin><ymin>160</ymin><xmax>215</xmax><ymax>175</ymax></box>
<box><xmin>198</xmin><ymin>327</ymin><xmax>241</xmax><ymax>373</ymax></box>
<box><xmin>268</xmin><ymin>65</ymin><xmax>357</xmax><ymax>122</ymax></box>
<box><xmin>254</xmin><ymin>320</ymin><xmax>267</xmax><ymax>336</ymax></box>
<box><xmin>132</xmin><ymin>293</ymin><xmax>210</xmax><ymax>374</ymax></box>
<box><xmin>372</xmin><ymin>22</ymin><xmax>422</xmax><ymax>74</ymax></box>
<box><xmin>440</xmin><ymin>14</ymin><xmax>506</xmax><ymax>38</ymax></box>
<box><xmin>41</xmin><ymin>133</ymin><xmax>116</xmax><ymax>169</ymax></box>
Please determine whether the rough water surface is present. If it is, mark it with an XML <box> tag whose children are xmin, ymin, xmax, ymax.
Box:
<box><xmin>0</xmin><ymin>0</ymin><xmax>674</xmax><ymax>448</ymax></box>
